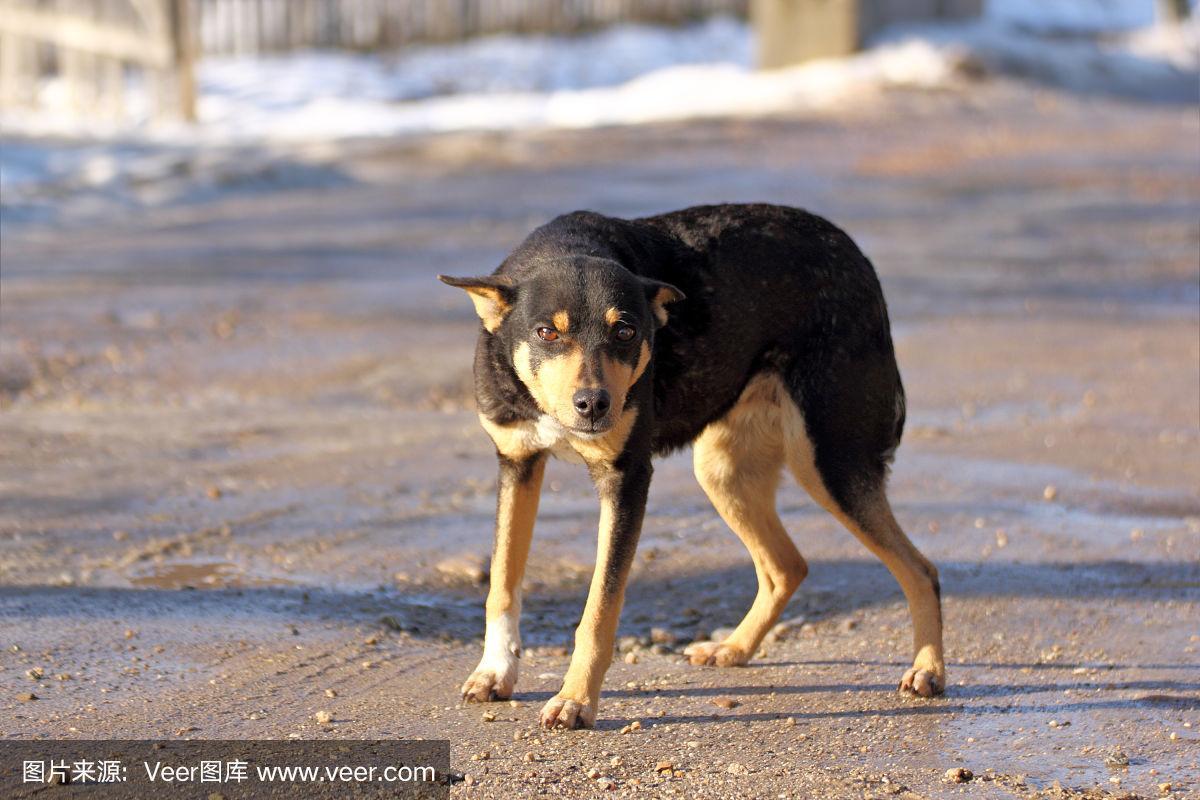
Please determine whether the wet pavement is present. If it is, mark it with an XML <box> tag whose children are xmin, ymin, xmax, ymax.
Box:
<box><xmin>1</xmin><ymin>81</ymin><xmax>1198</xmax><ymax>798</ymax></box>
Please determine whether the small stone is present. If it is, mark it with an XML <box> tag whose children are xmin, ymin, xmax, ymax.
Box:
<box><xmin>1043</xmin><ymin>484</ymin><xmax>1058</xmax><ymax>501</ymax></box>
<box><xmin>624</xmin><ymin>652</ymin><xmax>639</xmax><ymax>664</ymax></box>
<box><xmin>481</xmin><ymin>711</ymin><xmax>496</xmax><ymax>722</ymax></box>
<box><xmin>630</xmin><ymin>720</ymin><xmax>641</xmax><ymax>730</ymax></box>
<box><xmin>587</xmin><ymin>767</ymin><xmax>601</xmax><ymax>779</ymax></box>
<box><xmin>25</xmin><ymin>667</ymin><xmax>43</xmax><ymax>681</ymax></box>
<box><xmin>436</xmin><ymin>555</ymin><xmax>488</xmax><ymax>584</ymax></box>
<box><xmin>610</xmin><ymin>755</ymin><xmax>623</xmax><ymax>767</ymax></box>
<box><xmin>1169</xmin><ymin>731</ymin><xmax>1179</xmax><ymax>740</ymax></box>
<box><xmin>944</xmin><ymin>767</ymin><xmax>973</xmax><ymax>783</ymax></box>
<box><xmin>509</xmin><ymin>699</ymin><xmax>521</xmax><ymax>707</ymax></box>
<box><xmin>206</xmin><ymin>485</ymin><xmax>223</xmax><ymax>500</ymax></box>
<box><xmin>1048</xmin><ymin>719</ymin><xmax>1070</xmax><ymax>728</ymax></box>
<box><xmin>314</xmin><ymin>710</ymin><xmax>333</xmax><ymax>724</ymax></box>
<box><xmin>471</xmin><ymin>751</ymin><xmax>490</xmax><ymax>762</ymax></box>
<box><xmin>1104</xmin><ymin>751</ymin><xmax>1130</xmax><ymax>768</ymax></box>
<box><xmin>840</xmin><ymin>618</ymin><xmax>859</xmax><ymax>632</ymax></box>
<box><xmin>17</xmin><ymin>692</ymin><xmax>37</xmax><ymax>702</ymax></box>
<box><xmin>769</xmin><ymin>615</ymin><xmax>806</xmax><ymax>641</ymax></box>
<box><xmin>364</xmin><ymin>634</ymin><xmax>379</xmax><ymax>646</ymax></box>
<box><xmin>379</xmin><ymin>615</ymin><xmax>405</xmax><ymax>631</ymax></box>
<box><xmin>324</xmin><ymin>689</ymin><xmax>337</xmax><ymax>698</ymax></box>
<box><xmin>208</xmin><ymin>793</ymin><xmax>226</xmax><ymax>800</ymax></box>
<box><xmin>727</xmin><ymin>762</ymin><xmax>748</xmax><ymax>775</ymax></box>
<box><xmin>617</xmin><ymin>636</ymin><xmax>640</xmax><ymax>653</ymax></box>
<box><xmin>1159</xmin><ymin>782</ymin><xmax>1173</xmax><ymax>794</ymax></box>
<box><xmin>785</xmin><ymin>716</ymin><xmax>796</xmax><ymax>727</ymax></box>
<box><xmin>711</xmin><ymin>696</ymin><xmax>738</xmax><ymax>709</ymax></box>
<box><xmin>649</xmin><ymin>627</ymin><xmax>676</xmax><ymax>645</ymax></box>
<box><xmin>655</xmin><ymin>760</ymin><xmax>673</xmax><ymax>773</ymax></box>
<box><xmin>525</xmin><ymin>752</ymin><xmax>539</xmax><ymax>763</ymax></box>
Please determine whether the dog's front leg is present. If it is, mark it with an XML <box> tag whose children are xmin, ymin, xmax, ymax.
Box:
<box><xmin>462</xmin><ymin>452</ymin><xmax>546</xmax><ymax>702</ymax></box>
<box><xmin>540</xmin><ymin>457</ymin><xmax>650</xmax><ymax>729</ymax></box>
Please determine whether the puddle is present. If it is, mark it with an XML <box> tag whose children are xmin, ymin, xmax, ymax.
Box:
<box><xmin>942</xmin><ymin>677</ymin><xmax>1200</xmax><ymax>793</ymax></box>
<box><xmin>128</xmin><ymin>561</ymin><xmax>296</xmax><ymax>589</ymax></box>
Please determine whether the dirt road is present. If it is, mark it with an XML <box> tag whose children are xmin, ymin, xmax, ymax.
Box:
<box><xmin>1</xmin><ymin>81</ymin><xmax>1197</xmax><ymax>798</ymax></box>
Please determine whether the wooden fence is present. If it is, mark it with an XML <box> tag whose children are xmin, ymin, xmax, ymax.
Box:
<box><xmin>0</xmin><ymin>0</ymin><xmax>195</xmax><ymax>120</ymax></box>
<box><xmin>0</xmin><ymin>0</ymin><xmax>745</xmax><ymax>120</ymax></box>
<box><xmin>194</xmin><ymin>0</ymin><xmax>748</xmax><ymax>55</ymax></box>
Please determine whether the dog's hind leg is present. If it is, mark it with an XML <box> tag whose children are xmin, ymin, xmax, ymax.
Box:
<box><xmin>683</xmin><ymin>375</ymin><xmax>808</xmax><ymax>667</ymax></box>
<box><xmin>780</xmin><ymin>383</ymin><xmax>945</xmax><ymax>697</ymax></box>
<box><xmin>462</xmin><ymin>452</ymin><xmax>546</xmax><ymax>702</ymax></box>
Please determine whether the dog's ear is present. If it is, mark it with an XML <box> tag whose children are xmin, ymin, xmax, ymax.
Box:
<box><xmin>438</xmin><ymin>274</ymin><xmax>516</xmax><ymax>333</ymax></box>
<box><xmin>642</xmin><ymin>279</ymin><xmax>685</xmax><ymax>328</ymax></box>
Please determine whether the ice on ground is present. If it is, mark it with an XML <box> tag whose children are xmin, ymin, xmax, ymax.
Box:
<box><xmin>2</xmin><ymin>4</ymin><xmax>1197</xmax><ymax>223</ymax></box>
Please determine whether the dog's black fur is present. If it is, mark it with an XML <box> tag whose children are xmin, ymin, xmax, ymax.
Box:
<box><xmin>441</xmin><ymin>203</ymin><xmax>942</xmax><ymax>729</ymax></box>
<box><xmin>466</xmin><ymin>204</ymin><xmax>903</xmax><ymax>512</ymax></box>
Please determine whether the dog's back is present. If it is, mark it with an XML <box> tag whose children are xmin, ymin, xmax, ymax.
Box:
<box><xmin>517</xmin><ymin>203</ymin><xmax>905</xmax><ymax>516</ymax></box>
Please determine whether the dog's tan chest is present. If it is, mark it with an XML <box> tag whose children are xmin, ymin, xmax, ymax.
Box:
<box><xmin>479</xmin><ymin>413</ymin><xmax>586</xmax><ymax>464</ymax></box>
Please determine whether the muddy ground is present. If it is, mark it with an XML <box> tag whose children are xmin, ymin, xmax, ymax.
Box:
<box><xmin>1</xmin><ymin>81</ymin><xmax>1198</xmax><ymax>799</ymax></box>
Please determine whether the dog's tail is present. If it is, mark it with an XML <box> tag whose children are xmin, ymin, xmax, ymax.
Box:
<box><xmin>882</xmin><ymin>379</ymin><xmax>906</xmax><ymax>468</ymax></box>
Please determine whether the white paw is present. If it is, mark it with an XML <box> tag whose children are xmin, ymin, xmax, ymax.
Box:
<box><xmin>461</xmin><ymin>665</ymin><xmax>516</xmax><ymax>702</ymax></box>
<box><xmin>463</xmin><ymin>609</ymin><xmax>520</xmax><ymax>703</ymax></box>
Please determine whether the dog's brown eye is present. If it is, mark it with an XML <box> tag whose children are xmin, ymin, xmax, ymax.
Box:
<box><xmin>536</xmin><ymin>327</ymin><xmax>559</xmax><ymax>342</ymax></box>
<box><xmin>614</xmin><ymin>323</ymin><xmax>636</xmax><ymax>342</ymax></box>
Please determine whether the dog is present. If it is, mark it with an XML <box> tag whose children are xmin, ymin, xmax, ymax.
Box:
<box><xmin>439</xmin><ymin>203</ymin><xmax>944</xmax><ymax>729</ymax></box>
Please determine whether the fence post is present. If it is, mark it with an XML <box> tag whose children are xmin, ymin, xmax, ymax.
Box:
<box><xmin>1158</xmin><ymin>0</ymin><xmax>1192</xmax><ymax>22</ymax></box>
<box><xmin>169</xmin><ymin>0</ymin><xmax>196</xmax><ymax>120</ymax></box>
<box><xmin>751</xmin><ymin>0</ymin><xmax>859</xmax><ymax>68</ymax></box>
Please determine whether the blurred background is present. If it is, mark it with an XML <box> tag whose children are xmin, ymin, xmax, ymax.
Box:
<box><xmin>0</xmin><ymin>0</ymin><xmax>1196</xmax><ymax>217</ymax></box>
<box><xmin>1</xmin><ymin>2</ymin><xmax>1198</xmax><ymax>797</ymax></box>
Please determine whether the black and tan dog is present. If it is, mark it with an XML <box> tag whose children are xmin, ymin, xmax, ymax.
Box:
<box><xmin>440</xmin><ymin>203</ymin><xmax>944</xmax><ymax>729</ymax></box>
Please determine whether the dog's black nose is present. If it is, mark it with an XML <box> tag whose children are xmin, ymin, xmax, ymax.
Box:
<box><xmin>573</xmin><ymin>388</ymin><xmax>611</xmax><ymax>421</ymax></box>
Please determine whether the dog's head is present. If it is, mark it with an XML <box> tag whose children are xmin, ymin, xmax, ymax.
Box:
<box><xmin>440</xmin><ymin>257</ymin><xmax>683</xmax><ymax>435</ymax></box>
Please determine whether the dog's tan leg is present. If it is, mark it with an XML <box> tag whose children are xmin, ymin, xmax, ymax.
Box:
<box><xmin>837</xmin><ymin>495</ymin><xmax>944</xmax><ymax>696</ymax></box>
<box><xmin>462</xmin><ymin>454</ymin><xmax>546</xmax><ymax>702</ymax></box>
<box><xmin>540</xmin><ymin>461</ymin><xmax>649</xmax><ymax>729</ymax></box>
<box><xmin>781</xmin><ymin>400</ymin><xmax>945</xmax><ymax>697</ymax></box>
<box><xmin>684</xmin><ymin>376</ymin><xmax>807</xmax><ymax>667</ymax></box>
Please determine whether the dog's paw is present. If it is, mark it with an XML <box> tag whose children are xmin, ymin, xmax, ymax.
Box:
<box><xmin>683</xmin><ymin>640</ymin><xmax>750</xmax><ymax>667</ymax></box>
<box><xmin>539</xmin><ymin>694</ymin><xmax>596</xmax><ymax>730</ymax></box>
<box><xmin>461</xmin><ymin>668</ymin><xmax>516</xmax><ymax>703</ymax></box>
<box><xmin>899</xmin><ymin>667</ymin><xmax>944</xmax><ymax>698</ymax></box>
